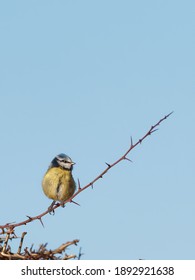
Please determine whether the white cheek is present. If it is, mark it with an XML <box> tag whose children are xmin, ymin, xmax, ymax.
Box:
<box><xmin>64</xmin><ymin>163</ymin><xmax>72</xmax><ymax>169</ymax></box>
<box><xmin>59</xmin><ymin>162</ymin><xmax>71</xmax><ymax>169</ymax></box>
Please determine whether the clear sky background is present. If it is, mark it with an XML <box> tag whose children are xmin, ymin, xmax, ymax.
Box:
<box><xmin>0</xmin><ymin>1</ymin><xmax>194</xmax><ymax>260</ymax></box>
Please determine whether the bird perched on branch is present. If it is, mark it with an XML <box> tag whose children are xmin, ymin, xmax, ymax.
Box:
<box><xmin>42</xmin><ymin>153</ymin><xmax>76</xmax><ymax>204</ymax></box>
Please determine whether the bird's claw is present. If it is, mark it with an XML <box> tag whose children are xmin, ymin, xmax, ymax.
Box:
<box><xmin>48</xmin><ymin>201</ymin><xmax>56</xmax><ymax>215</ymax></box>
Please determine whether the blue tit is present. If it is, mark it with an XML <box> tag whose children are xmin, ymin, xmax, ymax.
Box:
<box><xmin>42</xmin><ymin>153</ymin><xmax>76</xmax><ymax>203</ymax></box>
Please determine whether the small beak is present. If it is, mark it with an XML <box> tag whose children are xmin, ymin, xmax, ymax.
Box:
<box><xmin>71</xmin><ymin>162</ymin><xmax>76</xmax><ymax>165</ymax></box>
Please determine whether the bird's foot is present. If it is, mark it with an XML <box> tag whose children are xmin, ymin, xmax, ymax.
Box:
<box><xmin>48</xmin><ymin>200</ymin><xmax>57</xmax><ymax>214</ymax></box>
<box><xmin>60</xmin><ymin>201</ymin><xmax>66</xmax><ymax>208</ymax></box>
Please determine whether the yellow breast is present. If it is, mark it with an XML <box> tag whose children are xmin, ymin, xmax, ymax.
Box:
<box><xmin>42</xmin><ymin>167</ymin><xmax>76</xmax><ymax>202</ymax></box>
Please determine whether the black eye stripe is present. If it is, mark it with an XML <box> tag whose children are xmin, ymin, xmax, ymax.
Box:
<box><xmin>56</xmin><ymin>157</ymin><xmax>71</xmax><ymax>164</ymax></box>
<box><xmin>58</xmin><ymin>158</ymin><xmax>67</xmax><ymax>162</ymax></box>
<box><xmin>60</xmin><ymin>159</ymin><xmax>69</xmax><ymax>163</ymax></box>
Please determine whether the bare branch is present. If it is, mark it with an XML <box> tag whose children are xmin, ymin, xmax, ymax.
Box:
<box><xmin>0</xmin><ymin>112</ymin><xmax>173</xmax><ymax>231</ymax></box>
<box><xmin>0</xmin><ymin>234</ymin><xmax>79</xmax><ymax>260</ymax></box>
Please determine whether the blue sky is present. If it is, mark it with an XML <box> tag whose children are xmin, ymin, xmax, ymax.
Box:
<box><xmin>0</xmin><ymin>0</ymin><xmax>194</xmax><ymax>260</ymax></box>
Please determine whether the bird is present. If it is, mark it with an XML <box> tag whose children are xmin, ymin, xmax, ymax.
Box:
<box><xmin>42</xmin><ymin>153</ymin><xmax>76</xmax><ymax>204</ymax></box>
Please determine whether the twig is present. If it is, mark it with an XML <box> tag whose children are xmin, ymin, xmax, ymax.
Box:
<box><xmin>17</xmin><ymin>232</ymin><xmax>27</xmax><ymax>254</ymax></box>
<box><xmin>0</xmin><ymin>112</ymin><xmax>173</xmax><ymax>230</ymax></box>
<box><xmin>0</xmin><ymin>237</ymin><xmax>79</xmax><ymax>260</ymax></box>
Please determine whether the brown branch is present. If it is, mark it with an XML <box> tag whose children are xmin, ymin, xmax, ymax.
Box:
<box><xmin>0</xmin><ymin>233</ymin><xmax>79</xmax><ymax>260</ymax></box>
<box><xmin>0</xmin><ymin>112</ymin><xmax>173</xmax><ymax>231</ymax></box>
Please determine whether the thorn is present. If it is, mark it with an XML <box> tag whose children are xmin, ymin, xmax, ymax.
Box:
<box><xmin>166</xmin><ymin>111</ymin><xmax>174</xmax><ymax>118</ymax></box>
<box><xmin>91</xmin><ymin>183</ymin><xmax>93</xmax><ymax>189</ymax></box>
<box><xmin>39</xmin><ymin>218</ymin><xmax>44</xmax><ymax>228</ymax></box>
<box><xmin>130</xmin><ymin>136</ymin><xmax>133</xmax><ymax>147</ymax></box>
<box><xmin>139</xmin><ymin>139</ymin><xmax>142</xmax><ymax>144</ymax></box>
<box><xmin>105</xmin><ymin>162</ymin><xmax>111</xmax><ymax>167</ymax></box>
<box><xmin>124</xmin><ymin>156</ymin><xmax>133</xmax><ymax>162</ymax></box>
<box><xmin>26</xmin><ymin>216</ymin><xmax>33</xmax><ymax>220</ymax></box>
<box><xmin>150</xmin><ymin>128</ymin><xmax>158</xmax><ymax>134</ymax></box>
<box><xmin>77</xmin><ymin>178</ymin><xmax>81</xmax><ymax>189</ymax></box>
<box><xmin>70</xmin><ymin>200</ymin><xmax>80</xmax><ymax>206</ymax></box>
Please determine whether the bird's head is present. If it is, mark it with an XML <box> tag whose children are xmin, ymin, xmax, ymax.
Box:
<box><xmin>49</xmin><ymin>153</ymin><xmax>75</xmax><ymax>171</ymax></box>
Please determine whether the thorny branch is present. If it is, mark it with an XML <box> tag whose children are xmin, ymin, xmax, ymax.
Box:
<box><xmin>0</xmin><ymin>232</ymin><xmax>79</xmax><ymax>260</ymax></box>
<box><xmin>0</xmin><ymin>112</ymin><xmax>173</xmax><ymax>232</ymax></box>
